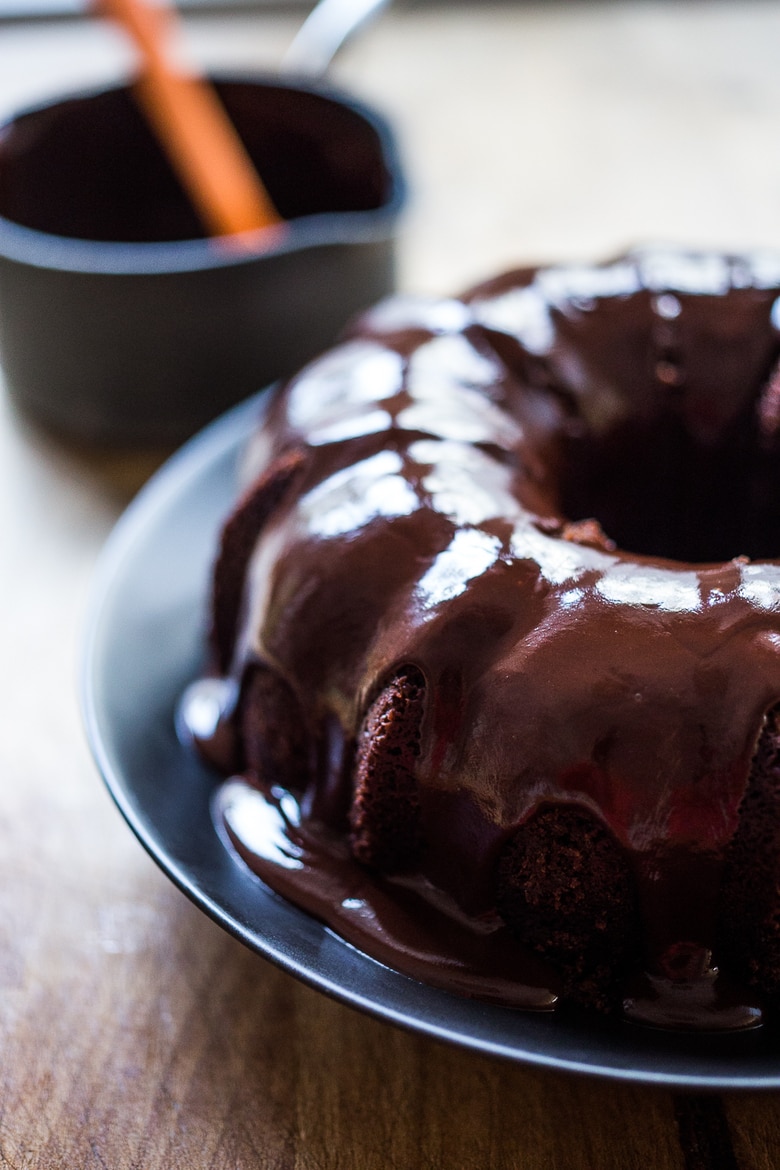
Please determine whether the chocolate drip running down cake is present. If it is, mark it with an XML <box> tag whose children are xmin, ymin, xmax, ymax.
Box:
<box><xmin>182</xmin><ymin>249</ymin><xmax>780</xmax><ymax>1031</ymax></box>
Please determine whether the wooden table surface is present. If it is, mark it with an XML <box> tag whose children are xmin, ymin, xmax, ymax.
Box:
<box><xmin>5</xmin><ymin>3</ymin><xmax>780</xmax><ymax>1166</ymax></box>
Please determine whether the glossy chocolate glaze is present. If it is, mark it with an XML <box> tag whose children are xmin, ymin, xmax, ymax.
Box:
<box><xmin>185</xmin><ymin>249</ymin><xmax>780</xmax><ymax>1030</ymax></box>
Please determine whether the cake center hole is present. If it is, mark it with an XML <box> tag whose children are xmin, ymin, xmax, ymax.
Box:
<box><xmin>560</xmin><ymin>391</ymin><xmax>780</xmax><ymax>563</ymax></box>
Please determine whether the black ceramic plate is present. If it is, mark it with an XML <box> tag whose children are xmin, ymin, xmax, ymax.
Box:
<box><xmin>82</xmin><ymin>392</ymin><xmax>780</xmax><ymax>1090</ymax></box>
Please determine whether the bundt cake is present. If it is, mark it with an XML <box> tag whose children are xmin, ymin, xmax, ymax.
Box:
<box><xmin>183</xmin><ymin>248</ymin><xmax>780</xmax><ymax>1031</ymax></box>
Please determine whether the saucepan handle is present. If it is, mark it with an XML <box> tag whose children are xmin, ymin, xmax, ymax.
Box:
<box><xmin>280</xmin><ymin>0</ymin><xmax>392</xmax><ymax>78</ymax></box>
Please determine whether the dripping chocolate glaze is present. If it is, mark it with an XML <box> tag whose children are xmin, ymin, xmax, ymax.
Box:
<box><xmin>182</xmin><ymin>249</ymin><xmax>780</xmax><ymax>1031</ymax></box>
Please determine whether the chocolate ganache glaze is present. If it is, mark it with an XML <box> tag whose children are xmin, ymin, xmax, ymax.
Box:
<box><xmin>183</xmin><ymin>249</ymin><xmax>780</xmax><ymax>1031</ymax></box>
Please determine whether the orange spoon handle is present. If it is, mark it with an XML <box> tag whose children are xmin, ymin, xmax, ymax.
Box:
<box><xmin>98</xmin><ymin>0</ymin><xmax>283</xmax><ymax>242</ymax></box>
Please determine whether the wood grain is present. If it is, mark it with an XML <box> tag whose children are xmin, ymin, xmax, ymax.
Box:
<box><xmin>3</xmin><ymin>5</ymin><xmax>780</xmax><ymax>1167</ymax></box>
<box><xmin>0</xmin><ymin>872</ymin><xmax>689</xmax><ymax>1170</ymax></box>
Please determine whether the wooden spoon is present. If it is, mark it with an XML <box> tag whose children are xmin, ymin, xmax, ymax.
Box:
<box><xmin>97</xmin><ymin>0</ymin><xmax>283</xmax><ymax>247</ymax></box>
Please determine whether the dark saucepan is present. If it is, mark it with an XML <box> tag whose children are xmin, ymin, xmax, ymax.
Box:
<box><xmin>0</xmin><ymin>75</ymin><xmax>406</xmax><ymax>445</ymax></box>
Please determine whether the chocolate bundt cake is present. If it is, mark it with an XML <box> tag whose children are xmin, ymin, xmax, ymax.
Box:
<box><xmin>185</xmin><ymin>249</ymin><xmax>780</xmax><ymax>1031</ymax></box>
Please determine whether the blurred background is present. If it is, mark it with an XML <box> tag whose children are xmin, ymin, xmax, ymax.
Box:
<box><xmin>5</xmin><ymin>0</ymin><xmax>780</xmax><ymax>301</ymax></box>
